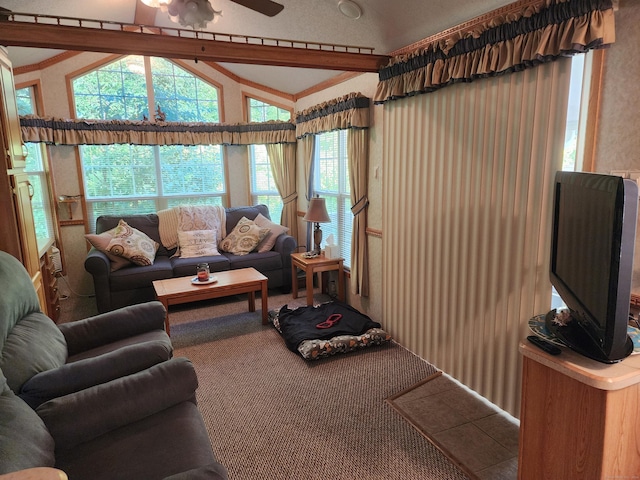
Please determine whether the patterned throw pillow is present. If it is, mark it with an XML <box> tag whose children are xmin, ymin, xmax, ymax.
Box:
<box><xmin>106</xmin><ymin>220</ymin><xmax>159</xmax><ymax>266</ymax></box>
<box><xmin>219</xmin><ymin>217</ymin><xmax>270</xmax><ymax>256</ymax></box>
<box><xmin>253</xmin><ymin>213</ymin><xmax>289</xmax><ymax>253</ymax></box>
<box><xmin>178</xmin><ymin>205</ymin><xmax>225</xmax><ymax>245</ymax></box>
<box><xmin>178</xmin><ymin>229</ymin><xmax>220</xmax><ymax>258</ymax></box>
<box><xmin>297</xmin><ymin>328</ymin><xmax>392</xmax><ymax>360</ymax></box>
<box><xmin>85</xmin><ymin>228</ymin><xmax>133</xmax><ymax>272</ymax></box>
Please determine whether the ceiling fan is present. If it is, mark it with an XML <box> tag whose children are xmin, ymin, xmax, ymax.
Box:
<box><xmin>141</xmin><ymin>0</ymin><xmax>283</xmax><ymax>29</ymax></box>
<box><xmin>229</xmin><ymin>0</ymin><xmax>283</xmax><ymax>17</ymax></box>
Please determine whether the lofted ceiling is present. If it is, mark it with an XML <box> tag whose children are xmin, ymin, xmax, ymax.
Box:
<box><xmin>0</xmin><ymin>0</ymin><xmax>515</xmax><ymax>95</ymax></box>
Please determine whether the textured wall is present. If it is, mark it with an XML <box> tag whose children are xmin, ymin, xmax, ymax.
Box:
<box><xmin>595</xmin><ymin>0</ymin><xmax>640</xmax><ymax>290</ymax></box>
<box><xmin>595</xmin><ymin>1</ymin><xmax>640</xmax><ymax>172</ymax></box>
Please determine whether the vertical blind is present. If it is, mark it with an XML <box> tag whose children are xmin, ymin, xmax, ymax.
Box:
<box><xmin>382</xmin><ymin>58</ymin><xmax>571</xmax><ymax>416</ymax></box>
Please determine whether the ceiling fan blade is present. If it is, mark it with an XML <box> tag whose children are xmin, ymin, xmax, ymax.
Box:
<box><xmin>229</xmin><ymin>0</ymin><xmax>284</xmax><ymax>17</ymax></box>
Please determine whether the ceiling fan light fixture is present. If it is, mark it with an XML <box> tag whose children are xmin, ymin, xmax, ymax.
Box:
<box><xmin>338</xmin><ymin>0</ymin><xmax>362</xmax><ymax>20</ymax></box>
<box><xmin>165</xmin><ymin>0</ymin><xmax>221</xmax><ymax>29</ymax></box>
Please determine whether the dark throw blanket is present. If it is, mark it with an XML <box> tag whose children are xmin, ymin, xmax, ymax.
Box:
<box><xmin>277</xmin><ymin>301</ymin><xmax>381</xmax><ymax>352</ymax></box>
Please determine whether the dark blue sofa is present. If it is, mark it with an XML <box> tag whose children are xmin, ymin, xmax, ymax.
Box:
<box><xmin>85</xmin><ymin>204</ymin><xmax>297</xmax><ymax>313</ymax></box>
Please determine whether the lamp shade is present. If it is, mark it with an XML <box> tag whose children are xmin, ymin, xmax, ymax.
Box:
<box><xmin>303</xmin><ymin>197</ymin><xmax>330</xmax><ymax>223</ymax></box>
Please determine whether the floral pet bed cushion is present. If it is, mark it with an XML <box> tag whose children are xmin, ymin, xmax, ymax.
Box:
<box><xmin>269</xmin><ymin>301</ymin><xmax>391</xmax><ymax>360</ymax></box>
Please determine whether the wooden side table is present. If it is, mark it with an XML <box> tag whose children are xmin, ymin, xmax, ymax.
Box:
<box><xmin>291</xmin><ymin>252</ymin><xmax>344</xmax><ymax>306</ymax></box>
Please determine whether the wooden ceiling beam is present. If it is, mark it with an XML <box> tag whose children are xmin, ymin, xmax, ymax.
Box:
<box><xmin>0</xmin><ymin>22</ymin><xmax>388</xmax><ymax>72</ymax></box>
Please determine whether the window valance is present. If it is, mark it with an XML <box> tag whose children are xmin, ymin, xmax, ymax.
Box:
<box><xmin>374</xmin><ymin>0</ymin><xmax>616</xmax><ymax>104</ymax></box>
<box><xmin>19</xmin><ymin>116</ymin><xmax>297</xmax><ymax>146</ymax></box>
<box><xmin>295</xmin><ymin>92</ymin><xmax>370</xmax><ymax>139</ymax></box>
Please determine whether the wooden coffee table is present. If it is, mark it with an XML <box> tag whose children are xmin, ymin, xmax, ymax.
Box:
<box><xmin>152</xmin><ymin>267</ymin><xmax>268</xmax><ymax>335</ymax></box>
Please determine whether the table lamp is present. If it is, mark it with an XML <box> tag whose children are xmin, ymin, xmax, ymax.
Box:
<box><xmin>303</xmin><ymin>196</ymin><xmax>330</xmax><ymax>254</ymax></box>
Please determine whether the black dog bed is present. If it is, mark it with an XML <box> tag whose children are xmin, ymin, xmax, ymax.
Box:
<box><xmin>270</xmin><ymin>301</ymin><xmax>391</xmax><ymax>360</ymax></box>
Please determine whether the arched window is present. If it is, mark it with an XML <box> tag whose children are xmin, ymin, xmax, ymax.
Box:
<box><xmin>72</xmin><ymin>55</ymin><xmax>225</xmax><ymax>228</ymax></box>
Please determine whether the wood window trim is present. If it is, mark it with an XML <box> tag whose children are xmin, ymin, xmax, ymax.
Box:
<box><xmin>241</xmin><ymin>91</ymin><xmax>293</xmax><ymax>123</ymax></box>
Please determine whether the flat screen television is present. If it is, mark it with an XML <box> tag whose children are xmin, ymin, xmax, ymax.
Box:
<box><xmin>546</xmin><ymin>171</ymin><xmax>638</xmax><ymax>364</ymax></box>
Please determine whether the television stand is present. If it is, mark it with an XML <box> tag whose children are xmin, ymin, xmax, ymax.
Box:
<box><xmin>518</xmin><ymin>336</ymin><xmax>640</xmax><ymax>479</ymax></box>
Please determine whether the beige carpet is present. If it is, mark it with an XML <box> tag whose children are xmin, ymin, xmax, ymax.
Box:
<box><xmin>169</xmin><ymin>301</ymin><xmax>470</xmax><ymax>479</ymax></box>
<box><xmin>60</xmin><ymin>291</ymin><xmax>470</xmax><ymax>479</ymax></box>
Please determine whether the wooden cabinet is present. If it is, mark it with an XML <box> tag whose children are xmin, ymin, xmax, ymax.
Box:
<box><xmin>41</xmin><ymin>250</ymin><xmax>60</xmax><ymax>322</ymax></box>
<box><xmin>32</xmin><ymin>269</ymin><xmax>46</xmax><ymax>316</ymax></box>
<box><xmin>0</xmin><ymin>47</ymin><xmax>45</xmax><ymax>314</ymax></box>
<box><xmin>0</xmin><ymin>135</ymin><xmax>22</xmax><ymax>259</ymax></box>
<box><xmin>0</xmin><ymin>47</ymin><xmax>26</xmax><ymax>170</ymax></box>
<box><xmin>518</xmin><ymin>340</ymin><xmax>640</xmax><ymax>479</ymax></box>
<box><xmin>11</xmin><ymin>171</ymin><xmax>40</xmax><ymax>277</ymax></box>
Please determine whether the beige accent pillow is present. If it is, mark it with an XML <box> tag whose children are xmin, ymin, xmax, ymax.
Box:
<box><xmin>106</xmin><ymin>220</ymin><xmax>159</xmax><ymax>266</ymax></box>
<box><xmin>177</xmin><ymin>229</ymin><xmax>220</xmax><ymax>258</ymax></box>
<box><xmin>157</xmin><ymin>207</ymin><xmax>179</xmax><ymax>249</ymax></box>
<box><xmin>178</xmin><ymin>205</ymin><xmax>226</xmax><ymax>245</ymax></box>
<box><xmin>219</xmin><ymin>217</ymin><xmax>270</xmax><ymax>256</ymax></box>
<box><xmin>85</xmin><ymin>229</ymin><xmax>132</xmax><ymax>272</ymax></box>
<box><xmin>254</xmin><ymin>213</ymin><xmax>289</xmax><ymax>253</ymax></box>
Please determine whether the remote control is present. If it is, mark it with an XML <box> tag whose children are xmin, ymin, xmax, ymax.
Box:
<box><xmin>527</xmin><ymin>335</ymin><xmax>561</xmax><ymax>355</ymax></box>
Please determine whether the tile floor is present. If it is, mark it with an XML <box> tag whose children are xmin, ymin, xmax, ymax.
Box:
<box><xmin>388</xmin><ymin>372</ymin><xmax>519</xmax><ymax>480</ymax></box>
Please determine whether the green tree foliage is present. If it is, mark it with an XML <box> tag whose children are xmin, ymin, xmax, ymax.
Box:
<box><xmin>151</xmin><ymin>57</ymin><xmax>219</xmax><ymax>122</ymax></box>
<box><xmin>74</xmin><ymin>56</ymin><xmax>148</xmax><ymax>120</ymax></box>
<box><xmin>74</xmin><ymin>55</ymin><xmax>226</xmax><ymax>226</ymax></box>
<box><xmin>248</xmin><ymin>98</ymin><xmax>291</xmax><ymax>221</ymax></box>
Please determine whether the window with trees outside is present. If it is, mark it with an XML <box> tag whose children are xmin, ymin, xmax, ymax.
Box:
<box><xmin>16</xmin><ymin>85</ymin><xmax>55</xmax><ymax>255</ymax></box>
<box><xmin>551</xmin><ymin>52</ymin><xmax>588</xmax><ymax>311</ymax></box>
<box><xmin>247</xmin><ymin>97</ymin><xmax>291</xmax><ymax>222</ymax></box>
<box><xmin>313</xmin><ymin>129</ymin><xmax>352</xmax><ymax>268</ymax></box>
<box><xmin>72</xmin><ymin>55</ymin><xmax>225</xmax><ymax>230</ymax></box>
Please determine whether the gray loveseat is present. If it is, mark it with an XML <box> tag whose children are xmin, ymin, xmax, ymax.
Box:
<box><xmin>85</xmin><ymin>204</ymin><xmax>297</xmax><ymax>313</ymax></box>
